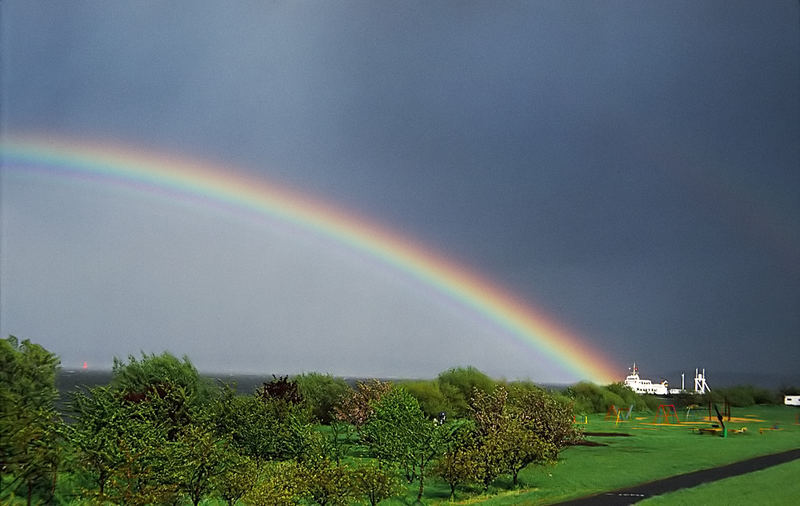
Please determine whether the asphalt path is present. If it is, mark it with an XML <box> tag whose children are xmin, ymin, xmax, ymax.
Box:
<box><xmin>554</xmin><ymin>448</ymin><xmax>800</xmax><ymax>505</ymax></box>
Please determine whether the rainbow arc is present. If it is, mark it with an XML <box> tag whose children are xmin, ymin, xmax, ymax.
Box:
<box><xmin>1</xmin><ymin>134</ymin><xmax>619</xmax><ymax>383</ymax></box>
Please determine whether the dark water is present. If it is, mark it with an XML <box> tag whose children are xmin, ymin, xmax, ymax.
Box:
<box><xmin>55</xmin><ymin>369</ymin><xmax>277</xmax><ymax>412</ymax></box>
<box><xmin>56</xmin><ymin>370</ymin><xmax>276</xmax><ymax>396</ymax></box>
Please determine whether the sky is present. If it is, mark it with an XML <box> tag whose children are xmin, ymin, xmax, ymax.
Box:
<box><xmin>1</xmin><ymin>1</ymin><xmax>798</xmax><ymax>385</ymax></box>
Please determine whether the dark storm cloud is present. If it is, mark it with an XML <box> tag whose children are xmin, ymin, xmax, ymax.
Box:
<box><xmin>1</xmin><ymin>1</ymin><xmax>798</xmax><ymax>383</ymax></box>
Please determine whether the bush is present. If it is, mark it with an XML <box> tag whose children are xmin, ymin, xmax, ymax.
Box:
<box><xmin>566</xmin><ymin>382</ymin><xmax>625</xmax><ymax>414</ymax></box>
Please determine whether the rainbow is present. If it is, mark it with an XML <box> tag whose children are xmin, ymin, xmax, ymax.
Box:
<box><xmin>1</xmin><ymin>134</ymin><xmax>619</xmax><ymax>383</ymax></box>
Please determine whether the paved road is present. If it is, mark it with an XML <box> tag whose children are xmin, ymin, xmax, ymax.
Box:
<box><xmin>555</xmin><ymin>448</ymin><xmax>800</xmax><ymax>505</ymax></box>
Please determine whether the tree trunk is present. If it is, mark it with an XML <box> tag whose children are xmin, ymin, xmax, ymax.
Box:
<box><xmin>416</xmin><ymin>456</ymin><xmax>425</xmax><ymax>502</ymax></box>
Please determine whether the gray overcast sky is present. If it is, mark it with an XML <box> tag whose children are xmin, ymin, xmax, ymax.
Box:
<box><xmin>1</xmin><ymin>1</ymin><xmax>798</xmax><ymax>385</ymax></box>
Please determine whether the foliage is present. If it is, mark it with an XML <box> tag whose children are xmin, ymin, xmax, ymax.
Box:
<box><xmin>98</xmin><ymin>406</ymin><xmax>179</xmax><ymax>505</ymax></box>
<box><xmin>243</xmin><ymin>460</ymin><xmax>303</xmax><ymax>505</ymax></box>
<box><xmin>433</xmin><ymin>420</ymin><xmax>479</xmax><ymax>499</ymax></box>
<box><xmin>437</xmin><ymin>366</ymin><xmax>496</xmax><ymax>418</ymax></box>
<box><xmin>468</xmin><ymin>385</ymin><xmax>570</xmax><ymax>488</ymax></box>
<box><xmin>296</xmin><ymin>373</ymin><xmax>350</xmax><ymax>424</ymax></box>
<box><xmin>565</xmin><ymin>381</ymin><xmax>627</xmax><ymax>414</ymax></box>
<box><xmin>297</xmin><ymin>458</ymin><xmax>355</xmax><ymax>506</ymax></box>
<box><xmin>700</xmin><ymin>385</ymin><xmax>780</xmax><ymax>407</ymax></box>
<box><xmin>211</xmin><ymin>453</ymin><xmax>258</xmax><ymax>506</ymax></box>
<box><xmin>111</xmin><ymin>351</ymin><xmax>212</xmax><ymax>404</ymax></box>
<box><xmin>0</xmin><ymin>335</ymin><xmax>63</xmax><ymax>504</ymax></box>
<box><xmin>169</xmin><ymin>425</ymin><xmax>238</xmax><ymax>506</ymax></box>
<box><xmin>351</xmin><ymin>461</ymin><xmax>403</xmax><ymax>505</ymax></box>
<box><xmin>67</xmin><ymin>385</ymin><xmax>131</xmax><ymax>497</ymax></box>
<box><xmin>334</xmin><ymin>379</ymin><xmax>392</xmax><ymax>433</ymax></box>
<box><xmin>508</xmin><ymin>385</ymin><xmax>581</xmax><ymax>450</ymax></box>
<box><xmin>211</xmin><ymin>386</ymin><xmax>313</xmax><ymax>465</ymax></box>
<box><xmin>362</xmin><ymin>387</ymin><xmax>445</xmax><ymax>501</ymax></box>
<box><xmin>400</xmin><ymin>379</ymin><xmax>449</xmax><ymax>419</ymax></box>
<box><xmin>257</xmin><ymin>375</ymin><xmax>304</xmax><ymax>406</ymax></box>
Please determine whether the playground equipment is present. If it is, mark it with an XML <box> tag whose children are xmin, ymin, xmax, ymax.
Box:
<box><xmin>685</xmin><ymin>404</ymin><xmax>700</xmax><ymax>422</ymax></box>
<box><xmin>573</xmin><ymin>415</ymin><xmax>588</xmax><ymax>424</ymax></box>
<box><xmin>707</xmin><ymin>399</ymin><xmax>731</xmax><ymax>422</ymax></box>
<box><xmin>605</xmin><ymin>405</ymin><xmax>634</xmax><ymax>425</ymax></box>
<box><xmin>654</xmin><ymin>404</ymin><xmax>680</xmax><ymax>424</ymax></box>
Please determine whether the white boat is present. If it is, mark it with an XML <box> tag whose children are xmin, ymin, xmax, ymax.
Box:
<box><xmin>623</xmin><ymin>363</ymin><xmax>669</xmax><ymax>395</ymax></box>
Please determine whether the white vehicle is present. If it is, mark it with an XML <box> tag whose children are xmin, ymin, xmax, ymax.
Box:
<box><xmin>623</xmin><ymin>363</ymin><xmax>669</xmax><ymax>395</ymax></box>
<box><xmin>785</xmin><ymin>395</ymin><xmax>800</xmax><ymax>406</ymax></box>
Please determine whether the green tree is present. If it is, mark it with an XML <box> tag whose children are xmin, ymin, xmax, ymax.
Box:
<box><xmin>111</xmin><ymin>351</ymin><xmax>212</xmax><ymax>404</ymax></box>
<box><xmin>243</xmin><ymin>460</ymin><xmax>303</xmax><ymax>505</ymax></box>
<box><xmin>437</xmin><ymin>367</ymin><xmax>496</xmax><ymax>418</ymax></box>
<box><xmin>211</xmin><ymin>453</ymin><xmax>258</xmax><ymax>506</ymax></box>
<box><xmin>296</xmin><ymin>373</ymin><xmax>350</xmax><ymax>424</ymax></box>
<box><xmin>170</xmin><ymin>425</ymin><xmax>238</xmax><ymax>506</ymax></box>
<box><xmin>400</xmin><ymin>379</ymin><xmax>449</xmax><ymax>418</ymax></box>
<box><xmin>297</xmin><ymin>458</ymin><xmax>355</xmax><ymax>506</ymax></box>
<box><xmin>67</xmin><ymin>385</ymin><xmax>130</xmax><ymax>498</ymax></box>
<box><xmin>509</xmin><ymin>385</ymin><xmax>581</xmax><ymax>452</ymax></box>
<box><xmin>351</xmin><ymin>462</ymin><xmax>403</xmax><ymax>505</ymax></box>
<box><xmin>433</xmin><ymin>420</ymin><xmax>479</xmax><ymax>499</ymax></box>
<box><xmin>100</xmin><ymin>403</ymin><xmax>179</xmax><ymax>505</ymax></box>
<box><xmin>212</xmin><ymin>386</ymin><xmax>312</xmax><ymax>465</ymax></box>
<box><xmin>0</xmin><ymin>335</ymin><xmax>62</xmax><ymax>505</ymax></box>
<box><xmin>363</xmin><ymin>387</ymin><xmax>445</xmax><ymax>501</ymax></box>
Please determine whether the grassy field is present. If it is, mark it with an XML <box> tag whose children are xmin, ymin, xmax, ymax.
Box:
<box><xmin>8</xmin><ymin>405</ymin><xmax>799</xmax><ymax>505</ymax></box>
<box><xmin>407</xmin><ymin>405</ymin><xmax>800</xmax><ymax>505</ymax></box>
<box><xmin>638</xmin><ymin>458</ymin><xmax>800</xmax><ymax>506</ymax></box>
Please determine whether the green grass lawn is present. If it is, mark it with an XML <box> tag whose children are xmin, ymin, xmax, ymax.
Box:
<box><xmin>412</xmin><ymin>405</ymin><xmax>800</xmax><ymax>505</ymax></box>
<box><xmin>638</xmin><ymin>458</ymin><xmax>800</xmax><ymax>506</ymax></box>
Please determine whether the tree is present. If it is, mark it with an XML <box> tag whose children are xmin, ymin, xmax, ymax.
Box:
<box><xmin>211</xmin><ymin>386</ymin><xmax>312</xmax><ymax>465</ymax></box>
<box><xmin>400</xmin><ymin>379</ymin><xmax>449</xmax><ymax>418</ymax></box>
<box><xmin>437</xmin><ymin>367</ymin><xmax>496</xmax><ymax>418</ymax></box>
<box><xmin>211</xmin><ymin>453</ymin><xmax>258</xmax><ymax>506</ymax></box>
<box><xmin>509</xmin><ymin>385</ymin><xmax>581</xmax><ymax>451</ymax></box>
<box><xmin>67</xmin><ymin>385</ymin><xmax>129</xmax><ymax>498</ymax></box>
<box><xmin>433</xmin><ymin>420</ymin><xmax>479</xmax><ymax>499</ymax></box>
<box><xmin>243</xmin><ymin>460</ymin><xmax>303</xmax><ymax>505</ymax></box>
<box><xmin>334</xmin><ymin>379</ymin><xmax>392</xmax><ymax>434</ymax></box>
<box><xmin>363</xmin><ymin>387</ymin><xmax>445</xmax><ymax>501</ymax></box>
<box><xmin>296</xmin><ymin>373</ymin><xmax>350</xmax><ymax>424</ymax></box>
<box><xmin>469</xmin><ymin>385</ymin><xmax>576</xmax><ymax>488</ymax></box>
<box><xmin>351</xmin><ymin>462</ymin><xmax>403</xmax><ymax>505</ymax></box>
<box><xmin>469</xmin><ymin>386</ymin><xmax>547</xmax><ymax>489</ymax></box>
<box><xmin>98</xmin><ymin>403</ymin><xmax>179</xmax><ymax>505</ymax></box>
<box><xmin>297</xmin><ymin>458</ymin><xmax>355</xmax><ymax>506</ymax></box>
<box><xmin>110</xmin><ymin>352</ymin><xmax>213</xmax><ymax>442</ymax></box>
<box><xmin>111</xmin><ymin>352</ymin><xmax>212</xmax><ymax>404</ymax></box>
<box><xmin>170</xmin><ymin>425</ymin><xmax>238</xmax><ymax>506</ymax></box>
<box><xmin>0</xmin><ymin>336</ymin><xmax>62</xmax><ymax>505</ymax></box>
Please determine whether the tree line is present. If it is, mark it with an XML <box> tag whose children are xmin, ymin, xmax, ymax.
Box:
<box><xmin>2</xmin><ymin>335</ymin><xmax>791</xmax><ymax>504</ymax></box>
<box><xmin>1</xmin><ymin>336</ymin><xmax>581</xmax><ymax>505</ymax></box>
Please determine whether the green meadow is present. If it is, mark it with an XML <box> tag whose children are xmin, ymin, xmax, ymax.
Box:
<box><xmin>4</xmin><ymin>339</ymin><xmax>800</xmax><ymax>505</ymax></box>
<box><xmin>394</xmin><ymin>405</ymin><xmax>800</xmax><ymax>505</ymax></box>
<box><xmin>638</xmin><ymin>458</ymin><xmax>800</xmax><ymax>506</ymax></box>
